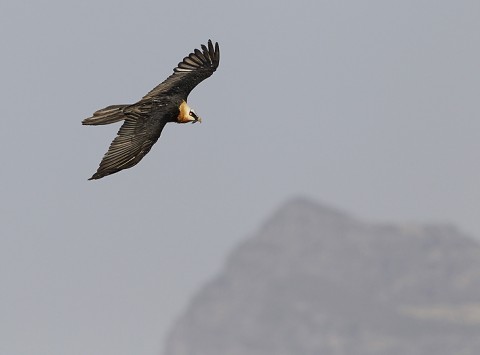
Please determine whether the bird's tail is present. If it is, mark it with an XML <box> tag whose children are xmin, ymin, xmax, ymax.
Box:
<box><xmin>82</xmin><ymin>104</ymin><xmax>128</xmax><ymax>125</ymax></box>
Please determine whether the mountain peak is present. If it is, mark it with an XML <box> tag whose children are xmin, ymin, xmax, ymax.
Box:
<box><xmin>165</xmin><ymin>198</ymin><xmax>480</xmax><ymax>355</ymax></box>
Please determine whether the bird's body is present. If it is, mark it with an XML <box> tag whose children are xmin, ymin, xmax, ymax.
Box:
<box><xmin>83</xmin><ymin>40</ymin><xmax>220</xmax><ymax>180</ymax></box>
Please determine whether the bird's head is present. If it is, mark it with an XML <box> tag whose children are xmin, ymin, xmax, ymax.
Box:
<box><xmin>178</xmin><ymin>101</ymin><xmax>202</xmax><ymax>124</ymax></box>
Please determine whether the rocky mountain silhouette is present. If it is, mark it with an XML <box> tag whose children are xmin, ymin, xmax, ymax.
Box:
<box><xmin>164</xmin><ymin>198</ymin><xmax>480</xmax><ymax>355</ymax></box>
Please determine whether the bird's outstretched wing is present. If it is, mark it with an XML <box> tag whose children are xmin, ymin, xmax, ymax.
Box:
<box><xmin>88</xmin><ymin>108</ymin><xmax>167</xmax><ymax>180</ymax></box>
<box><xmin>143</xmin><ymin>39</ymin><xmax>220</xmax><ymax>99</ymax></box>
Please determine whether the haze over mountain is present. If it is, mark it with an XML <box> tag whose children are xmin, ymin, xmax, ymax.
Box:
<box><xmin>165</xmin><ymin>198</ymin><xmax>480</xmax><ymax>355</ymax></box>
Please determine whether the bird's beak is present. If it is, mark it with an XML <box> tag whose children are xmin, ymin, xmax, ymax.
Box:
<box><xmin>190</xmin><ymin>111</ymin><xmax>201</xmax><ymax>124</ymax></box>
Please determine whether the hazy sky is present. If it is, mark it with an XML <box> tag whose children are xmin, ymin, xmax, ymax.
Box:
<box><xmin>1</xmin><ymin>1</ymin><xmax>479</xmax><ymax>354</ymax></box>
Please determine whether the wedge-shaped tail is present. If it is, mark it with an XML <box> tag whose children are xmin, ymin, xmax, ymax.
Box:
<box><xmin>82</xmin><ymin>104</ymin><xmax>128</xmax><ymax>125</ymax></box>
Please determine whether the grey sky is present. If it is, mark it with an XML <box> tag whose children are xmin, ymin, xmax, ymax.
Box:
<box><xmin>1</xmin><ymin>1</ymin><xmax>479</xmax><ymax>354</ymax></box>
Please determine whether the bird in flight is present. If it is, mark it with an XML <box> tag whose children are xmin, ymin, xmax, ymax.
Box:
<box><xmin>83</xmin><ymin>40</ymin><xmax>220</xmax><ymax>180</ymax></box>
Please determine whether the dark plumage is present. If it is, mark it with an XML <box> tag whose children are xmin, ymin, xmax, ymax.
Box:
<box><xmin>83</xmin><ymin>40</ymin><xmax>220</xmax><ymax>180</ymax></box>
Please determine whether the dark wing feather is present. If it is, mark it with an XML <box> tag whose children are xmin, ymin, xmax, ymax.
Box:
<box><xmin>143</xmin><ymin>40</ymin><xmax>220</xmax><ymax>99</ymax></box>
<box><xmin>88</xmin><ymin>106</ymin><xmax>167</xmax><ymax>180</ymax></box>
